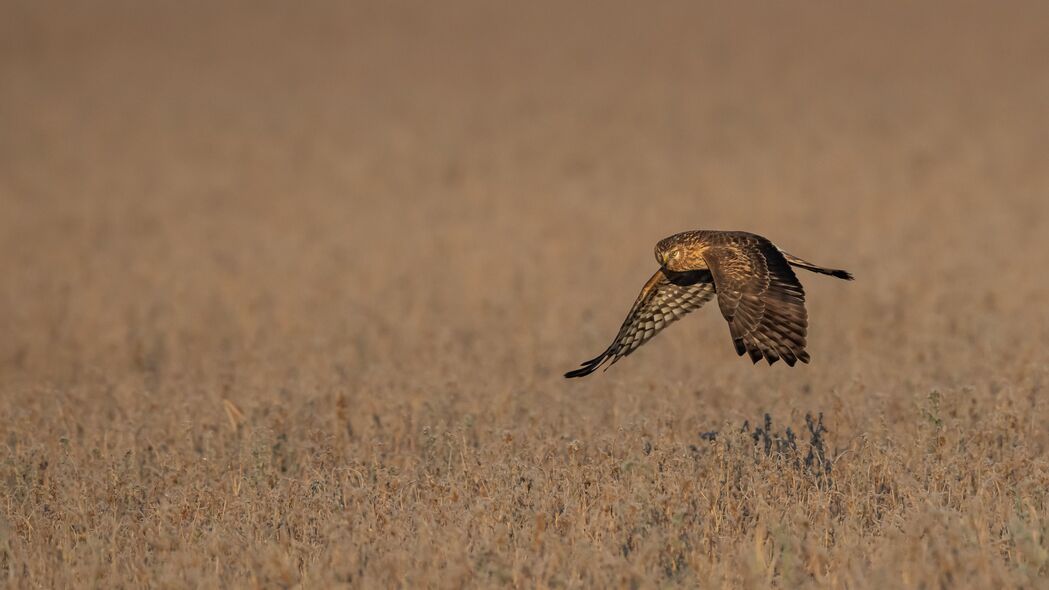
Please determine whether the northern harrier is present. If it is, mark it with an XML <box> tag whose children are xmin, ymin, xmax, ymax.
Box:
<box><xmin>565</xmin><ymin>230</ymin><xmax>852</xmax><ymax>377</ymax></box>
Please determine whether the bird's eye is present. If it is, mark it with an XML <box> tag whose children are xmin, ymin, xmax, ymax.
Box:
<box><xmin>672</xmin><ymin>250</ymin><xmax>681</xmax><ymax>259</ymax></box>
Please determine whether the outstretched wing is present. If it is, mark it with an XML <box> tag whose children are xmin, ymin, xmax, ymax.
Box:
<box><xmin>703</xmin><ymin>234</ymin><xmax>810</xmax><ymax>366</ymax></box>
<box><xmin>564</xmin><ymin>269</ymin><xmax>715</xmax><ymax>378</ymax></box>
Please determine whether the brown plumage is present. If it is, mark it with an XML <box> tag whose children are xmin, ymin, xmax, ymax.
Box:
<box><xmin>565</xmin><ymin>230</ymin><xmax>853</xmax><ymax>378</ymax></box>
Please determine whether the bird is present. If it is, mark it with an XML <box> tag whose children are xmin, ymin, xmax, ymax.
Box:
<box><xmin>564</xmin><ymin>230</ymin><xmax>853</xmax><ymax>378</ymax></box>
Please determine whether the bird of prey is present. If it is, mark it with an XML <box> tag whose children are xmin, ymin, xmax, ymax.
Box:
<box><xmin>565</xmin><ymin>230</ymin><xmax>853</xmax><ymax>378</ymax></box>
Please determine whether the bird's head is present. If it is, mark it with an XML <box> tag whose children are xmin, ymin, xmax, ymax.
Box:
<box><xmin>655</xmin><ymin>240</ymin><xmax>685</xmax><ymax>270</ymax></box>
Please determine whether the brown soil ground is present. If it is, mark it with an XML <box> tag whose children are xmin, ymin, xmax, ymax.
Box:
<box><xmin>2</xmin><ymin>1</ymin><xmax>1048</xmax><ymax>587</ymax></box>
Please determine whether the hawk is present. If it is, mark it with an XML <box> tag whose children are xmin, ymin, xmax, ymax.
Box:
<box><xmin>565</xmin><ymin>230</ymin><xmax>853</xmax><ymax>377</ymax></box>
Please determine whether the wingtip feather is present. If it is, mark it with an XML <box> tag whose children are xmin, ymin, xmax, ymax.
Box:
<box><xmin>564</xmin><ymin>349</ymin><xmax>615</xmax><ymax>378</ymax></box>
<box><xmin>733</xmin><ymin>339</ymin><xmax>746</xmax><ymax>357</ymax></box>
<box><xmin>747</xmin><ymin>347</ymin><xmax>763</xmax><ymax>363</ymax></box>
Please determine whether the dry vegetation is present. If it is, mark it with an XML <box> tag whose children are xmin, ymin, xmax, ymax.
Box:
<box><xmin>3</xmin><ymin>1</ymin><xmax>1049</xmax><ymax>587</ymax></box>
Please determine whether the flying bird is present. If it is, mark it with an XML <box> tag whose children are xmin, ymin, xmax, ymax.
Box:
<box><xmin>565</xmin><ymin>230</ymin><xmax>853</xmax><ymax>378</ymax></box>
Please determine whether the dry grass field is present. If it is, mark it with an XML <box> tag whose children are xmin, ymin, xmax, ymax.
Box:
<box><xmin>3</xmin><ymin>1</ymin><xmax>1049</xmax><ymax>587</ymax></box>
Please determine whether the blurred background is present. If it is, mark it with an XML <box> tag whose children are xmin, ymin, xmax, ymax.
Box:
<box><xmin>4</xmin><ymin>1</ymin><xmax>1046</xmax><ymax>394</ymax></box>
<box><xmin>2</xmin><ymin>0</ymin><xmax>1049</xmax><ymax>426</ymax></box>
<box><xmin>2</xmin><ymin>1</ymin><xmax>1049</xmax><ymax>584</ymax></box>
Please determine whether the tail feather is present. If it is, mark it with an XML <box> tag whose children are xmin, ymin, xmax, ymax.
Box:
<box><xmin>782</xmin><ymin>252</ymin><xmax>854</xmax><ymax>280</ymax></box>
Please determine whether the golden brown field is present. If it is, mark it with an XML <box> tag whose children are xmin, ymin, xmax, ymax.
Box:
<box><xmin>3</xmin><ymin>1</ymin><xmax>1049</xmax><ymax>587</ymax></box>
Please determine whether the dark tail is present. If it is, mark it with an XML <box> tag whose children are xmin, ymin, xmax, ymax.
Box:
<box><xmin>782</xmin><ymin>252</ymin><xmax>854</xmax><ymax>280</ymax></box>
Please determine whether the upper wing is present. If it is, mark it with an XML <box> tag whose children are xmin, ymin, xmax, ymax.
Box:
<box><xmin>702</xmin><ymin>234</ymin><xmax>810</xmax><ymax>366</ymax></box>
<box><xmin>564</xmin><ymin>268</ymin><xmax>715</xmax><ymax>378</ymax></box>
